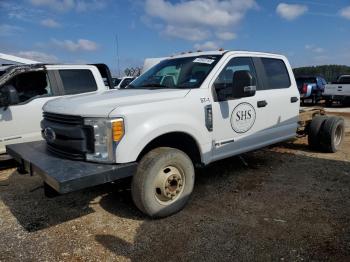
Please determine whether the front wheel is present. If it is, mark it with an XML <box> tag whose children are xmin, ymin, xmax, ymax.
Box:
<box><xmin>131</xmin><ymin>147</ymin><xmax>195</xmax><ymax>218</ymax></box>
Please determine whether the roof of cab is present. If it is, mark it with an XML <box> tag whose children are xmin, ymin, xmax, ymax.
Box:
<box><xmin>169</xmin><ymin>50</ymin><xmax>287</xmax><ymax>59</ymax></box>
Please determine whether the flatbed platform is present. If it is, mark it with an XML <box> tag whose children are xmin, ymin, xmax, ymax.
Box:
<box><xmin>6</xmin><ymin>141</ymin><xmax>137</xmax><ymax>194</ymax></box>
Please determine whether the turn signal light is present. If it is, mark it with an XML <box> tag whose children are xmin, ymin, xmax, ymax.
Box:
<box><xmin>112</xmin><ymin>120</ymin><xmax>124</xmax><ymax>142</ymax></box>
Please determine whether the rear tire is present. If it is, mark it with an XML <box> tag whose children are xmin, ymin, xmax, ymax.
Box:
<box><xmin>132</xmin><ymin>147</ymin><xmax>195</xmax><ymax>218</ymax></box>
<box><xmin>308</xmin><ymin>116</ymin><xmax>328</xmax><ymax>150</ymax></box>
<box><xmin>320</xmin><ymin>117</ymin><xmax>345</xmax><ymax>153</ymax></box>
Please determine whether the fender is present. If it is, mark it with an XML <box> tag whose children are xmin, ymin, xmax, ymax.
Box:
<box><xmin>115</xmin><ymin>113</ymin><xmax>212</xmax><ymax>164</ymax></box>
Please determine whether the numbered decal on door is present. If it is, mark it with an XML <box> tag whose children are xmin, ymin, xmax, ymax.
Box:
<box><xmin>230</xmin><ymin>102</ymin><xmax>256</xmax><ymax>133</ymax></box>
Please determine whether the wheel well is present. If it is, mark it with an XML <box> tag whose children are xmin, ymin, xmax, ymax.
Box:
<box><xmin>137</xmin><ymin>132</ymin><xmax>202</xmax><ymax>166</ymax></box>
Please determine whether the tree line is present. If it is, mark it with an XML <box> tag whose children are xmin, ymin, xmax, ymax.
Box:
<box><xmin>293</xmin><ymin>65</ymin><xmax>350</xmax><ymax>83</ymax></box>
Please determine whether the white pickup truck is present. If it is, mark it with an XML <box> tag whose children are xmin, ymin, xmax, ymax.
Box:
<box><xmin>0</xmin><ymin>63</ymin><xmax>113</xmax><ymax>154</ymax></box>
<box><xmin>324</xmin><ymin>75</ymin><xmax>350</xmax><ymax>106</ymax></box>
<box><xmin>112</xmin><ymin>76</ymin><xmax>136</xmax><ymax>89</ymax></box>
<box><xmin>6</xmin><ymin>50</ymin><xmax>345</xmax><ymax>218</ymax></box>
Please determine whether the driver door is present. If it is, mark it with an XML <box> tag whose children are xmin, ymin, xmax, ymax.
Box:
<box><xmin>0</xmin><ymin>70</ymin><xmax>60</xmax><ymax>153</ymax></box>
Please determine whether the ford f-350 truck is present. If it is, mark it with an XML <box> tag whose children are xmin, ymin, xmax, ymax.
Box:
<box><xmin>6</xmin><ymin>51</ymin><xmax>345</xmax><ymax>217</ymax></box>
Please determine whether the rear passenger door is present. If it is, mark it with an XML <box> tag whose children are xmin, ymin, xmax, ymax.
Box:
<box><xmin>253</xmin><ymin>57</ymin><xmax>299</xmax><ymax>139</ymax></box>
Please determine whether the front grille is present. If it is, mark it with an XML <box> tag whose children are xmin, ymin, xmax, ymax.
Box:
<box><xmin>42</xmin><ymin>112</ymin><xmax>93</xmax><ymax>160</ymax></box>
<box><xmin>43</xmin><ymin>112</ymin><xmax>83</xmax><ymax>125</ymax></box>
<box><xmin>47</xmin><ymin>144</ymin><xmax>85</xmax><ymax>160</ymax></box>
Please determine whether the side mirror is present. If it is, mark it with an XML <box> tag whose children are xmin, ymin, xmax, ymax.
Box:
<box><xmin>0</xmin><ymin>85</ymin><xmax>19</xmax><ymax>108</ymax></box>
<box><xmin>232</xmin><ymin>70</ymin><xmax>256</xmax><ymax>98</ymax></box>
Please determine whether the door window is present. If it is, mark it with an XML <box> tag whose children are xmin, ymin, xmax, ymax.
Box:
<box><xmin>59</xmin><ymin>69</ymin><xmax>97</xmax><ymax>95</ymax></box>
<box><xmin>2</xmin><ymin>71</ymin><xmax>52</xmax><ymax>104</ymax></box>
<box><xmin>260</xmin><ymin>58</ymin><xmax>291</xmax><ymax>89</ymax></box>
<box><xmin>214</xmin><ymin>57</ymin><xmax>258</xmax><ymax>100</ymax></box>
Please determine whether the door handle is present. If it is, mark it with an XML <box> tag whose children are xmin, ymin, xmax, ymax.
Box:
<box><xmin>291</xmin><ymin>97</ymin><xmax>299</xmax><ymax>103</ymax></box>
<box><xmin>257</xmin><ymin>100</ymin><xmax>268</xmax><ymax>108</ymax></box>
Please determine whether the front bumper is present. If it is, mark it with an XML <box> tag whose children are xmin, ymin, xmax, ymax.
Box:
<box><xmin>6</xmin><ymin>141</ymin><xmax>137</xmax><ymax>194</ymax></box>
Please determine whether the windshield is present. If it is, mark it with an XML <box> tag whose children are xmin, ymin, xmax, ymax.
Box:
<box><xmin>129</xmin><ymin>55</ymin><xmax>222</xmax><ymax>89</ymax></box>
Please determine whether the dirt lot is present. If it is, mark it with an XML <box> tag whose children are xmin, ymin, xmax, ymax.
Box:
<box><xmin>0</xmin><ymin>114</ymin><xmax>349</xmax><ymax>262</ymax></box>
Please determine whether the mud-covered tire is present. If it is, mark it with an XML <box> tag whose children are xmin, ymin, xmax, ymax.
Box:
<box><xmin>308</xmin><ymin>116</ymin><xmax>328</xmax><ymax>150</ymax></box>
<box><xmin>319</xmin><ymin>116</ymin><xmax>345</xmax><ymax>153</ymax></box>
<box><xmin>131</xmin><ymin>147</ymin><xmax>195</xmax><ymax>218</ymax></box>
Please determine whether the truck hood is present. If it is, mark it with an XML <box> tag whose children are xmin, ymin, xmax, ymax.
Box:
<box><xmin>43</xmin><ymin>89</ymin><xmax>190</xmax><ymax>117</ymax></box>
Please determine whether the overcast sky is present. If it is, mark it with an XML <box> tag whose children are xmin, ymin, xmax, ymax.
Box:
<box><xmin>1</xmin><ymin>0</ymin><xmax>350</xmax><ymax>75</ymax></box>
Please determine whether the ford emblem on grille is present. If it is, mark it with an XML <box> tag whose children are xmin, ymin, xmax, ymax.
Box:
<box><xmin>44</xmin><ymin>127</ymin><xmax>56</xmax><ymax>143</ymax></box>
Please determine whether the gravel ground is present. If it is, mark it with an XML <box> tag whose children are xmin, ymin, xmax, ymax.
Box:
<box><xmin>0</xmin><ymin>114</ymin><xmax>349</xmax><ymax>262</ymax></box>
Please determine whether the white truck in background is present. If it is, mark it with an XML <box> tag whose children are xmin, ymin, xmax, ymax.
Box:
<box><xmin>0</xmin><ymin>63</ymin><xmax>114</xmax><ymax>154</ymax></box>
<box><xmin>112</xmin><ymin>76</ymin><xmax>136</xmax><ymax>89</ymax></box>
<box><xmin>6</xmin><ymin>50</ymin><xmax>345</xmax><ymax>218</ymax></box>
<box><xmin>324</xmin><ymin>75</ymin><xmax>350</xmax><ymax>106</ymax></box>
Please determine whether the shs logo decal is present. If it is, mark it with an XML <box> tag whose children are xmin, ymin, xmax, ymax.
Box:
<box><xmin>230</xmin><ymin>102</ymin><xmax>256</xmax><ymax>133</ymax></box>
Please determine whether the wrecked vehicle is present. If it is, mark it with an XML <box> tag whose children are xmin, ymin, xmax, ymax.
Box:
<box><xmin>0</xmin><ymin>63</ymin><xmax>113</xmax><ymax>154</ymax></box>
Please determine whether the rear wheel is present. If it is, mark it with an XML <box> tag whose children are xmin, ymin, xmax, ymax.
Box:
<box><xmin>132</xmin><ymin>147</ymin><xmax>195</xmax><ymax>218</ymax></box>
<box><xmin>308</xmin><ymin>116</ymin><xmax>328</xmax><ymax>150</ymax></box>
<box><xmin>320</xmin><ymin>117</ymin><xmax>345</xmax><ymax>153</ymax></box>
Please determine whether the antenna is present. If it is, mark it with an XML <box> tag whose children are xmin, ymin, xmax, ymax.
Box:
<box><xmin>115</xmin><ymin>33</ymin><xmax>120</xmax><ymax>77</ymax></box>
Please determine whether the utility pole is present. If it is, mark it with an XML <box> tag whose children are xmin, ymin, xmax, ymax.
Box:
<box><xmin>115</xmin><ymin>33</ymin><xmax>120</xmax><ymax>77</ymax></box>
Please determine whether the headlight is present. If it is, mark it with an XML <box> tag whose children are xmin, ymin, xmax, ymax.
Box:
<box><xmin>84</xmin><ymin>118</ymin><xmax>124</xmax><ymax>163</ymax></box>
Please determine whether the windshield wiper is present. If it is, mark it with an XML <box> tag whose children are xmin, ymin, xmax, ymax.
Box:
<box><xmin>140</xmin><ymin>83</ymin><xmax>167</xmax><ymax>88</ymax></box>
<box><xmin>139</xmin><ymin>83</ymin><xmax>168</xmax><ymax>89</ymax></box>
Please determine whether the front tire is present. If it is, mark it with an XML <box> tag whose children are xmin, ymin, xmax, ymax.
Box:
<box><xmin>132</xmin><ymin>147</ymin><xmax>195</xmax><ymax>218</ymax></box>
